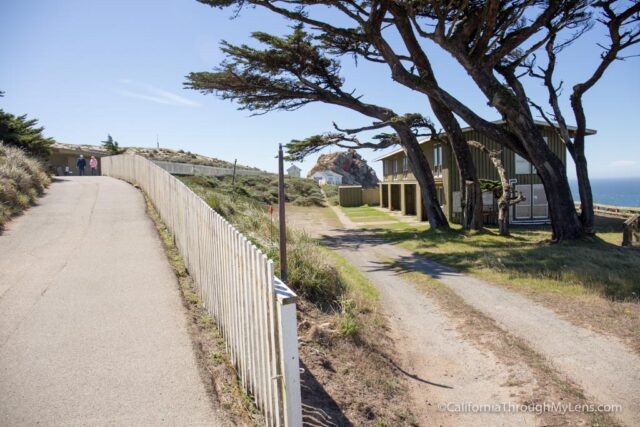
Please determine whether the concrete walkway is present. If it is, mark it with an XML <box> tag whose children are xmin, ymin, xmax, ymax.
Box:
<box><xmin>0</xmin><ymin>177</ymin><xmax>225</xmax><ymax>426</ymax></box>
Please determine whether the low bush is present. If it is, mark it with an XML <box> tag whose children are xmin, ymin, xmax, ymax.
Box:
<box><xmin>181</xmin><ymin>176</ymin><xmax>344</xmax><ymax>309</ymax></box>
<box><xmin>0</xmin><ymin>143</ymin><xmax>50</xmax><ymax>230</ymax></box>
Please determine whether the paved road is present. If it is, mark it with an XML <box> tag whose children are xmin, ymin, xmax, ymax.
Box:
<box><xmin>0</xmin><ymin>177</ymin><xmax>225</xmax><ymax>426</ymax></box>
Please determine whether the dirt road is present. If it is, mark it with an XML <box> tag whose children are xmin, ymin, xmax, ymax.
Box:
<box><xmin>0</xmin><ymin>177</ymin><xmax>227</xmax><ymax>425</ymax></box>
<box><xmin>289</xmin><ymin>205</ymin><xmax>639</xmax><ymax>426</ymax></box>
<box><xmin>289</xmin><ymin>207</ymin><xmax>538</xmax><ymax>426</ymax></box>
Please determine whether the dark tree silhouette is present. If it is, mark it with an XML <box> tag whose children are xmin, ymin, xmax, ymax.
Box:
<box><xmin>0</xmin><ymin>110</ymin><xmax>54</xmax><ymax>158</ymax></box>
<box><xmin>185</xmin><ymin>29</ymin><xmax>449</xmax><ymax>228</ymax></box>
<box><xmin>101</xmin><ymin>134</ymin><xmax>125</xmax><ymax>155</ymax></box>
<box><xmin>196</xmin><ymin>0</ymin><xmax>637</xmax><ymax>240</ymax></box>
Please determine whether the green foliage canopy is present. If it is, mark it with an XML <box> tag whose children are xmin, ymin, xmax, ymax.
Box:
<box><xmin>101</xmin><ymin>134</ymin><xmax>125</xmax><ymax>155</ymax></box>
<box><xmin>0</xmin><ymin>110</ymin><xmax>54</xmax><ymax>158</ymax></box>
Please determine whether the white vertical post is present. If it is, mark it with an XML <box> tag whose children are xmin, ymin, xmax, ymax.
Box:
<box><xmin>276</xmin><ymin>297</ymin><xmax>302</xmax><ymax>427</ymax></box>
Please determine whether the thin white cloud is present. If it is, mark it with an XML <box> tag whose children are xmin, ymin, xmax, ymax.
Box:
<box><xmin>117</xmin><ymin>80</ymin><xmax>200</xmax><ymax>107</ymax></box>
<box><xmin>610</xmin><ymin>160</ymin><xmax>638</xmax><ymax>168</ymax></box>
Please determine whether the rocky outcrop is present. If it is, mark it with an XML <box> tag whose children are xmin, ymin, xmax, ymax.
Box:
<box><xmin>307</xmin><ymin>149</ymin><xmax>379</xmax><ymax>187</ymax></box>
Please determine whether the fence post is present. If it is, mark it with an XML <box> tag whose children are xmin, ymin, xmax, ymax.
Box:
<box><xmin>274</xmin><ymin>278</ymin><xmax>302</xmax><ymax>427</ymax></box>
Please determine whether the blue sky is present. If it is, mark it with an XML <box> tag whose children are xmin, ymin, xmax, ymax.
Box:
<box><xmin>1</xmin><ymin>0</ymin><xmax>639</xmax><ymax>179</ymax></box>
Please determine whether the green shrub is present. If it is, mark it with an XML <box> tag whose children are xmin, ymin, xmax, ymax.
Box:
<box><xmin>0</xmin><ymin>110</ymin><xmax>54</xmax><ymax>157</ymax></box>
<box><xmin>286</xmin><ymin>233</ymin><xmax>343</xmax><ymax>309</ymax></box>
<box><xmin>182</xmin><ymin>175</ymin><xmax>345</xmax><ymax>310</ymax></box>
<box><xmin>338</xmin><ymin>298</ymin><xmax>360</xmax><ymax>337</ymax></box>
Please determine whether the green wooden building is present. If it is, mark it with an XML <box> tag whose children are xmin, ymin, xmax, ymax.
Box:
<box><xmin>376</xmin><ymin>120</ymin><xmax>596</xmax><ymax>225</ymax></box>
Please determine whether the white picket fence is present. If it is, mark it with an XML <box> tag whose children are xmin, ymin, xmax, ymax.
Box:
<box><xmin>102</xmin><ymin>154</ymin><xmax>302</xmax><ymax>427</ymax></box>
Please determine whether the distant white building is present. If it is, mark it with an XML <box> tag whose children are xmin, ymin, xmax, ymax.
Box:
<box><xmin>311</xmin><ymin>170</ymin><xmax>343</xmax><ymax>186</ymax></box>
<box><xmin>287</xmin><ymin>164</ymin><xmax>301</xmax><ymax>178</ymax></box>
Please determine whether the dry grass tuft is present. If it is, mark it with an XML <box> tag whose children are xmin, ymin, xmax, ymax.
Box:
<box><xmin>0</xmin><ymin>143</ymin><xmax>50</xmax><ymax>230</ymax></box>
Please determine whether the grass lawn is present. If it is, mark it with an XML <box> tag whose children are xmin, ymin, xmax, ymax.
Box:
<box><xmin>341</xmin><ymin>205</ymin><xmax>398</xmax><ymax>223</ymax></box>
<box><xmin>374</xmin><ymin>216</ymin><xmax>640</xmax><ymax>301</ymax></box>
<box><xmin>321</xmin><ymin>247</ymin><xmax>380</xmax><ymax>302</ymax></box>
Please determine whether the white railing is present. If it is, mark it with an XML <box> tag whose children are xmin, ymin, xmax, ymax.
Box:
<box><xmin>151</xmin><ymin>159</ymin><xmax>266</xmax><ymax>177</ymax></box>
<box><xmin>575</xmin><ymin>202</ymin><xmax>640</xmax><ymax>219</ymax></box>
<box><xmin>102</xmin><ymin>154</ymin><xmax>302</xmax><ymax>427</ymax></box>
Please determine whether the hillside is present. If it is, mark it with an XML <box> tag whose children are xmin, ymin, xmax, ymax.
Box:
<box><xmin>307</xmin><ymin>149</ymin><xmax>379</xmax><ymax>187</ymax></box>
<box><xmin>51</xmin><ymin>143</ymin><xmax>257</xmax><ymax>170</ymax></box>
<box><xmin>180</xmin><ymin>174</ymin><xmax>325</xmax><ymax>207</ymax></box>
<box><xmin>0</xmin><ymin>143</ymin><xmax>51</xmax><ymax>230</ymax></box>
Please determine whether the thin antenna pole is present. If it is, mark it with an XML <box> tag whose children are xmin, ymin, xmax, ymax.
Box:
<box><xmin>278</xmin><ymin>145</ymin><xmax>287</xmax><ymax>282</ymax></box>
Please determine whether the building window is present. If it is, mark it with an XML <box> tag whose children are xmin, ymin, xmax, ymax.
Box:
<box><xmin>515</xmin><ymin>153</ymin><xmax>530</xmax><ymax>174</ymax></box>
<box><xmin>433</xmin><ymin>144</ymin><xmax>443</xmax><ymax>177</ymax></box>
<box><xmin>403</xmin><ymin>157</ymin><xmax>408</xmax><ymax>173</ymax></box>
<box><xmin>515</xmin><ymin>138</ymin><xmax>547</xmax><ymax>175</ymax></box>
<box><xmin>392</xmin><ymin>158</ymin><xmax>398</xmax><ymax>175</ymax></box>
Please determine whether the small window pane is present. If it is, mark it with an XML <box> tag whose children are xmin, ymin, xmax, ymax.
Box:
<box><xmin>433</xmin><ymin>144</ymin><xmax>443</xmax><ymax>176</ymax></box>
<box><xmin>532</xmin><ymin>184</ymin><xmax>547</xmax><ymax>205</ymax></box>
<box><xmin>516</xmin><ymin>205</ymin><xmax>531</xmax><ymax>219</ymax></box>
<box><xmin>515</xmin><ymin>185</ymin><xmax>532</xmax><ymax>219</ymax></box>
<box><xmin>515</xmin><ymin>154</ymin><xmax>530</xmax><ymax>174</ymax></box>
<box><xmin>533</xmin><ymin>205</ymin><xmax>548</xmax><ymax>218</ymax></box>
<box><xmin>532</xmin><ymin>184</ymin><xmax>547</xmax><ymax>218</ymax></box>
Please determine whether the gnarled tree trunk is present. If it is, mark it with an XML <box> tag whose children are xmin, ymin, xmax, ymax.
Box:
<box><xmin>394</xmin><ymin>124</ymin><xmax>449</xmax><ymax>229</ymax></box>
<box><xmin>430</xmin><ymin>101</ymin><xmax>483</xmax><ymax>230</ymax></box>
<box><xmin>508</xmin><ymin>120</ymin><xmax>582</xmax><ymax>241</ymax></box>
<box><xmin>469</xmin><ymin>73</ymin><xmax>583</xmax><ymax>241</ymax></box>
<box><xmin>573</xmin><ymin>150</ymin><xmax>595</xmax><ymax>234</ymax></box>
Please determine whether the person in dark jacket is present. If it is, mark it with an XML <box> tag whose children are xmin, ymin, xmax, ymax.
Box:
<box><xmin>76</xmin><ymin>155</ymin><xmax>86</xmax><ymax>176</ymax></box>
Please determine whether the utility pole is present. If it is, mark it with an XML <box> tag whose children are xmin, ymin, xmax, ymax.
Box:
<box><xmin>156</xmin><ymin>134</ymin><xmax>159</xmax><ymax>149</ymax></box>
<box><xmin>278</xmin><ymin>144</ymin><xmax>287</xmax><ymax>282</ymax></box>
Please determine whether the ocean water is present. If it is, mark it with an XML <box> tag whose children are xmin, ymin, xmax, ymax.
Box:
<box><xmin>569</xmin><ymin>178</ymin><xmax>640</xmax><ymax>207</ymax></box>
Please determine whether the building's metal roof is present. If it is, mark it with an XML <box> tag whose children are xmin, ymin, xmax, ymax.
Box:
<box><xmin>374</xmin><ymin>120</ymin><xmax>597</xmax><ymax>161</ymax></box>
<box><xmin>311</xmin><ymin>170</ymin><xmax>343</xmax><ymax>177</ymax></box>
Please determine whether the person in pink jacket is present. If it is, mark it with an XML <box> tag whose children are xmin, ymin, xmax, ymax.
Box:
<box><xmin>89</xmin><ymin>156</ymin><xmax>98</xmax><ymax>175</ymax></box>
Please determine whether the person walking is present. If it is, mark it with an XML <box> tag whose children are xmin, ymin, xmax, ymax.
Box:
<box><xmin>76</xmin><ymin>155</ymin><xmax>86</xmax><ymax>176</ymax></box>
<box><xmin>89</xmin><ymin>156</ymin><xmax>98</xmax><ymax>175</ymax></box>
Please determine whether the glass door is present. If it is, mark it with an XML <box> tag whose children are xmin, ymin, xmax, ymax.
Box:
<box><xmin>532</xmin><ymin>184</ymin><xmax>548</xmax><ymax>218</ymax></box>
<box><xmin>515</xmin><ymin>184</ymin><xmax>532</xmax><ymax>220</ymax></box>
<box><xmin>515</xmin><ymin>184</ymin><xmax>548</xmax><ymax>221</ymax></box>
